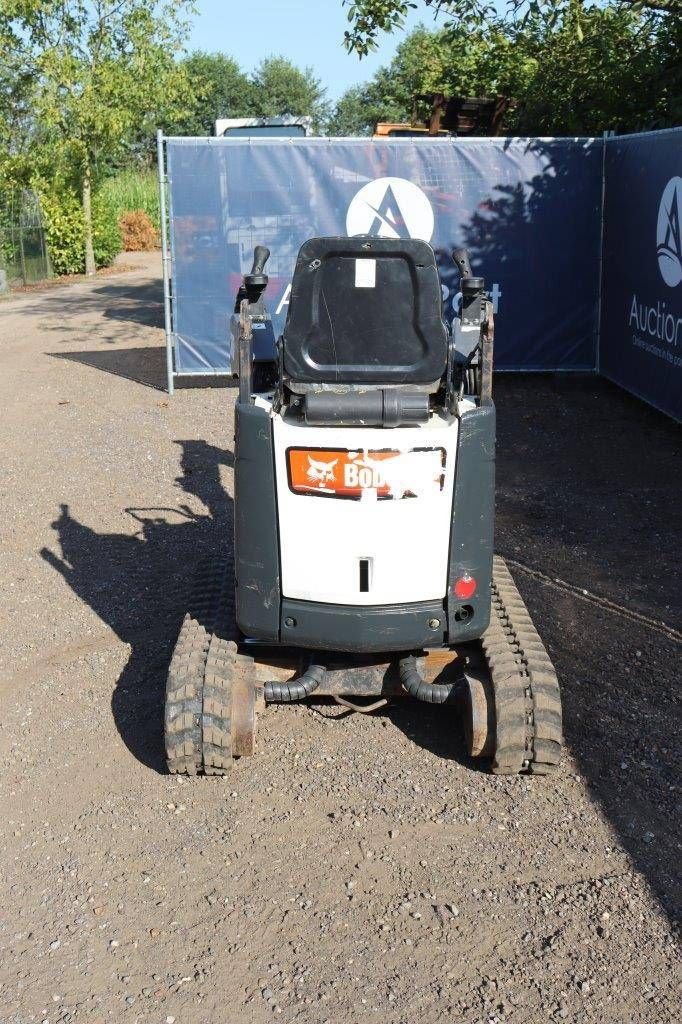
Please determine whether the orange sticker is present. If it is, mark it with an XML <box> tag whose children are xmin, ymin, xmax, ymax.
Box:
<box><xmin>287</xmin><ymin>448</ymin><xmax>445</xmax><ymax>499</ymax></box>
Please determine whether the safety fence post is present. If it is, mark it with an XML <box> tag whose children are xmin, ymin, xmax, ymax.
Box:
<box><xmin>157</xmin><ymin>129</ymin><xmax>175</xmax><ymax>394</ymax></box>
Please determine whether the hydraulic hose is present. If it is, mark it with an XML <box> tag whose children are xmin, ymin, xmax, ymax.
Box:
<box><xmin>398</xmin><ymin>654</ymin><xmax>460</xmax><ymax>704</ymax></box>
<box><xmin>264</xmin><ymin>661</ymin><xmax>326</xmax><ymax>703</ymax></box>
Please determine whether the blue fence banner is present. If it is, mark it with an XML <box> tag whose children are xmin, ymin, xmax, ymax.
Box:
<box><xmin>600</xmin><ymin>128</ymin><xmax>682</xmax><ymax>421</ymax></box>
<box><xmin>166</xmin><ymin>137</ymin><xmax>602</xmax><ymax>375</ymax></box>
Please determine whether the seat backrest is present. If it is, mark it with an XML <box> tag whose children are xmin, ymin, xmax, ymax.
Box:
<box><xmin>282</xmin><ymin>237</ymin><xmax>448</xmax><ymax>387</ymax></box>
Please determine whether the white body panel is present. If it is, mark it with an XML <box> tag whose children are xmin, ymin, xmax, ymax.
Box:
<box><xmin>272</xmin><ymin>410</ymin><xmax>459</xmax><ymax>606</ymax></box>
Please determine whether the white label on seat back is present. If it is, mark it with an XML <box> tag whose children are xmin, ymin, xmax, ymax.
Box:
<box><xmin>355</xmin><ymin>259</ymin><xmax>376</xmax><ymax>288</ymax></box>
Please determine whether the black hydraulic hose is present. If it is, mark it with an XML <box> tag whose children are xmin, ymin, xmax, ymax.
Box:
<box><xmin>398</xmin><ymin>654</ymin><xmax>460</xmax><ymax>704</ymax></box>
<box><xmin>264</xmin><ymin>661</ymin><xmax>326</xmax><ymax>703</ymax></box>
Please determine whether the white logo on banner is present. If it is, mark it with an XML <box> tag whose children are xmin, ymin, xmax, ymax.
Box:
<box><xmin>656</xmin><ymin>176</ymin><xmax>682</xmax><ymax>288</ymax></box>
<box><xmin>346</xmin><ymin>177</ymin><xmax>435</xmax><ymax>242</ymax></box>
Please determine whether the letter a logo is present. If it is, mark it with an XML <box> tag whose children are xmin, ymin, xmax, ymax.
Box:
<box><xmin>657</xmin><ymin>177</ymin><xmax>682</xmax><ymax>287</ymax></box>
<box><xmin>365</xmin><ymin>184</ymin><xmax>410</xmax><ymax>238</ymax></box>
<box><xmin>346</xmin><ymin>177</ymin><xmax>435</xmax><ymax>242</ymax></box>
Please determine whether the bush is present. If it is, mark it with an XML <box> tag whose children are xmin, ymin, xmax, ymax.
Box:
<box><xmin>39</xmin><ymin>189</ymin><xmax>86</xmax><ymax>275</ymax></box>
<box><xmin>92</xmin><ymin>193</ymin><xmax>123</xmax><ymax>266</ymax></box>
<box><xmin>99</xmin><ymin>169</ymin><xmax>160</xmax><ymax>231</ymax></box>
<box><xmin>118</xmin><ymin>209</ymin><xmax>157</xmax><ymax>251</ymax></box>
<box><xmin>38</xmin><ymin>187</ymin><xmax>122</xmax><ymax>275</ymax></box>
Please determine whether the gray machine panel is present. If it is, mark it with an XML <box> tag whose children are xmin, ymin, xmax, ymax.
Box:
<box><xmin>446</xmin><ymin>404</ymin><xmax>496</xmax><ymax>642</ymax></box>
<box><xmin>234</xmin><ymin>403</ymin><xmax>281</xmax><ymax>640</ymax></box>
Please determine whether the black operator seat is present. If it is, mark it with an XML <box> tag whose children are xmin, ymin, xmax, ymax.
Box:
<box><xmin>281</xmin><ymin>237</ymin><xmax>449</xmax><ymax>427</ymax></box>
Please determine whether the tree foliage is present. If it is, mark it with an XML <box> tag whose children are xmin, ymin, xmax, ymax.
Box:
<box><xmin>516</xmin><ymin>7</ymin><xmax>678</xmax><ymax>134</ymax></box>
<box><xmin>250</xmin><ymin>58</ymin><xmax>329</xmax><ymax>130</ymax></box>
<box><xmin>163</xmin><ymin>53</ymin><xmax>329</xmax><ymax>136</ymax></box>
<box><xmin>342</xmin><ymin>0</ymin><xmax>681</xmax><ymax>55</ymax></box>
<box><xmin>168</xmin><ymin>52</ymin><xmax>254</xmax><ymax>136</ymax></box>
<box><xmin>329</xmin><ymin>11</ymin><xmax>680</xmax><ymax>136</ymax></box>
<box><xmin>0</xmin><ymin>0</ymin><xmax>194</xmax><ymax>272</ymax></box>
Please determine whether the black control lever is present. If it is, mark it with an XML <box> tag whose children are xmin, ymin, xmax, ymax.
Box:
<box><xmin>245</xmin><ymin>245</ymin><xmax>270</xmax><ymax>289</ymax></box>
<box><xmin>452</xmin><ymin>247</ymin><xmax>473</xmax><ymax>280</ymax></box>
<box><xmin>235</xmin><ymin>245</ymin><xmax>271</xmax><ymax>313</ymax></box>
<box><xmin>452</xmin><ymin>247</ymin><xmax>485</xmax><ymax>325</ymax></box>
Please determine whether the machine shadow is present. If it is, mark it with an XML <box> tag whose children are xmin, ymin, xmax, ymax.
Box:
<box><xmin>40</xmin><ymin>439</ymin><xmax>234</xmax><ymax>774</ymax></box>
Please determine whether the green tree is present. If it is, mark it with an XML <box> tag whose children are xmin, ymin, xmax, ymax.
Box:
<box><xmin>0</xmin><ymin>49</ymin><xmax>34</xmax><ymax>156</ymax></box>
<box><xmin>169</xmin><ymin>52</ymin><xmax>254</xmax><ymax>135</ymax></box>
<box><xmin>328</xmin><ymin>23</ymin><xmax>537</xmax><ymax>135</ymax></box>
<box><xmin>327</xmin><ymin>84</ymin><xmax>398</xmax><ymax>135</ymax></box>
<box><xmin>331</xmin><ymin>12</ymin><xmax>679</xmax><ymax>137</ymax></box>
<box><xmin>342</xmin><ymin>0</ymin><xmax>681</xmax><ymax>54</ymax></box>
<box><xmin>250</xmin><ymin>57</ymin><xmax>330</xmax><ymax>131</ymax></box>
<box><xmin>0</xmin><ymin>0</ymin><xmax>194</xmax><ymax>275</ymax></box>
<box><xmin>515</xmin><ymin>8</ymin><xmax>672</xmax><ymax>134</ymax></box>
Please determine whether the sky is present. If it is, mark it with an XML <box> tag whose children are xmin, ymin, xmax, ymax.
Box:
<box><xmin>186</xmin><ymin>0</ymin><xmax>435</xmax><ymax>101</ymax></box>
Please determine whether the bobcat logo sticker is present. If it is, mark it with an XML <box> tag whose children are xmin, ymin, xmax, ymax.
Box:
<box><xmin>657</xmin><ymin>177</ymin><xmax>682</xmax><ymax>288</ymax></box>
<box><xmin>306</xmin><ymin>456</ymin><xmax>338</xmax><ymax>487</ymax></box>
<box><xmin>346</xmin><ymin>177</ymin><xmax>434</xmax><ymax>242</ymax></box>
<box><xmin>288</xmin><ymin>447</ymin><xmax>445</xmax><ymax>499</ymax></box>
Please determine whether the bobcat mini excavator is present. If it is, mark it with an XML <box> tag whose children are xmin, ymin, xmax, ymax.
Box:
<box><xmin>164</xmin><ymin>237</ymin><xmax>563</xmax><ymax>776</ymax></box>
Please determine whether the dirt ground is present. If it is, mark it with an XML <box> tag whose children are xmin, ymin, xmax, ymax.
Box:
<box><xmin>1</xmin><ymin>252</ymin><xmax>680</xmax><ymax>1024</ymax></box>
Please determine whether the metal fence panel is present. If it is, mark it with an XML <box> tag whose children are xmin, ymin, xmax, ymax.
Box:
<box><xmin>600</xmin><ymin>128</ymin><xmax>682</xmax><ymax>421</ymax></box>
<box><xmin>0</xmin><ymin>189</ymin><xmax>52</xmax><ymax>287</ymax></box>
<box><xmin>165</xmin><ymin>136</ymin><xmax>603</xmax><ymax>377</ymax></box>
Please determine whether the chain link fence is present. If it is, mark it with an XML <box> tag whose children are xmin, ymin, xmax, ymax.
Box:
<box><xmin>0</xmin><ymin>188</ymin><xmax>52</xmax><ymax>292</ymax></box>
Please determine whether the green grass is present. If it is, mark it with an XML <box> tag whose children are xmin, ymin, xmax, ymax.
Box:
<box><xmin>99</xmin><ymin>169</ymin><xmax>160</xmax><ymax>230</ymax></box>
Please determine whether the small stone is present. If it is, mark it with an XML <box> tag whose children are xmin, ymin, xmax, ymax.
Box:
<box><xmin>124</xmin><ymin>996</ymin><xmax>135</xmax><ymax>1005</ymax></box>
<box><xmin>93</xmin><ymin>906</ymin><xmax>105</xmax><ymax>916</ymax></box>
<box><xmin>578</xmin><ymin>980</ymin><xmax>590</xmax><ymax>995</ymax></box>
<box><xmin>262</xmin><ymin>987</ymin><xmax>274</xmax><ymax>1001</ymax></box>
<box><xmin>149</xmin><ymin>928</ymin><xmax>160</xmax><ymax>938</ymax></box>
<box><xmin>166</xmin><ymin>1017</ymin><xmax>175</xmax><ymax>1023</ymax></box>
<box><xmin>410</xmin><ymin>911</ymin><xmax>422</xmax><ymax>920</ymax></box>
<box><xmin>109</xmin><ymin>939</ymin><xmax>119</xmax><ymax>949</ymax></box>
<box><xmin>50</xmin><ymin>939</ymin><xmax>61</xmax><ymax>950</ymax></box>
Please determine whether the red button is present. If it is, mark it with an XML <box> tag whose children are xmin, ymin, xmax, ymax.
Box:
<box><xmin>454</xmin><ymin>574</ymin><xmax>477</xmax><ymax>599</ymax></box>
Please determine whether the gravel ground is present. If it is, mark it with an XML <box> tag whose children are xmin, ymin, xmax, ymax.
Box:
<box><xmin>1</xmin><ymin>253</ymin><xmax>680</xmax><ymax>1024</ymax></box>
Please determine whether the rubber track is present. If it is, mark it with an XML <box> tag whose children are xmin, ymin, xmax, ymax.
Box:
<box><xmin>483</xmin><ymin>556</ymin><xmax>563</xmax><ymax>775</ymax></box>
<box><xmin>165</xmin><ymin>555</ymin><xmax>255</xmax><ymax>775</ymax></box>
<box><xmin>164</xmin><ymin>613</ymin><xmax>209</xmax><ymax>775</ymax></box>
